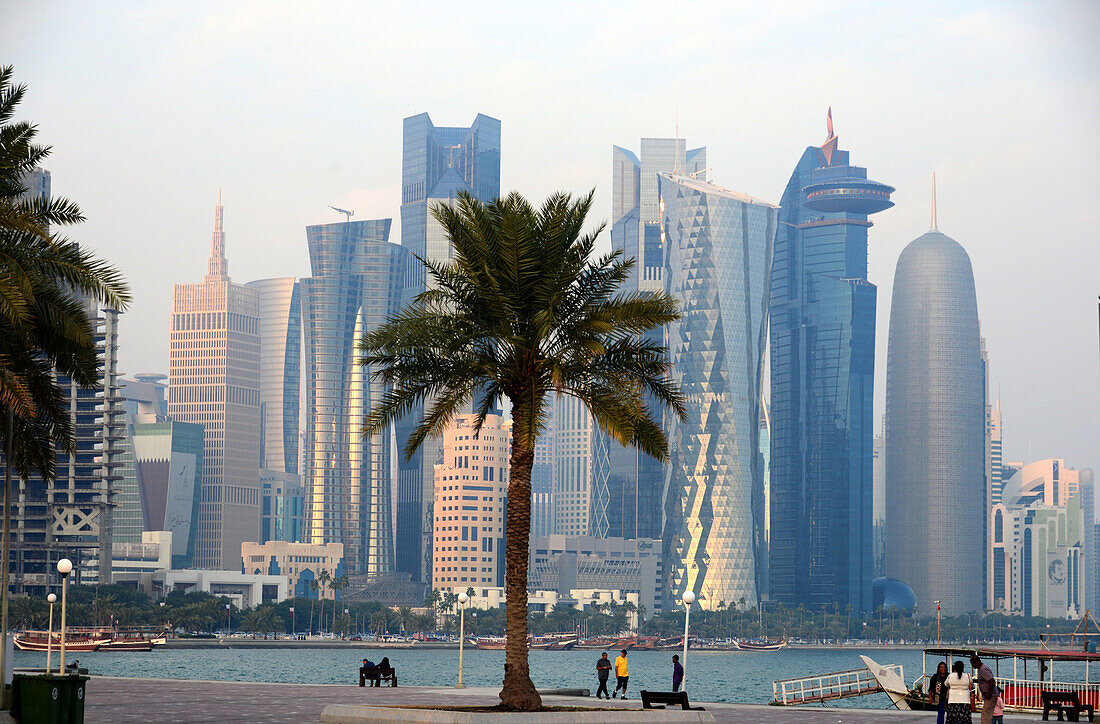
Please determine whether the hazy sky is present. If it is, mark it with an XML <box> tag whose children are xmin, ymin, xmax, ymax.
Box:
<box><xmin>4</xmin><ymin>1</ymin><xmax>1098</xmax><ymax>472</ymax></box>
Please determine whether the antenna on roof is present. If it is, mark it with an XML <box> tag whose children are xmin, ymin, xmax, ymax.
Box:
<box><xmin>930</xmin><ymin>172</ymin><xmax>938</xmax><ymax>231</ymax></box>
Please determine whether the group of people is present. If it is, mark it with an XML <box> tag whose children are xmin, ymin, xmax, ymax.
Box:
<box><xmin>927</xmin><ymin>654</ymin><xmax>1004</xmax><ymax>724</ymax></box>
<box><xmin>357</xmin><ymin>656</ymin><xmax>392</xmax><ymax>687</ymax></box>
<box><xmin>594</xmin><ymin>650</ymin><xmax>683</xmax><ymax>699</ymax></box>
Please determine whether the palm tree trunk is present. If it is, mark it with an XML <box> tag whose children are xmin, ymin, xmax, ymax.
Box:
<box><xmin>498</xmin><ymin>414</ymin><xmax>541</xmax><ymax>711</ymax></box>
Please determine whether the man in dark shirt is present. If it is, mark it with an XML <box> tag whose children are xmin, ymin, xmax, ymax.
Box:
<box><xmin>672</xmin><ymin>654</ymin><xmax>684</xmax><ymax>692</ymax></box>
<box><xmin>595</xmin><ymin>652</ymin><xmax>612</xmax><ymax>699</ymax></box>
<box><xmin>971</xmin><ymin>655</ymin><xmax>999</xmax><ymax>724</ymax></box>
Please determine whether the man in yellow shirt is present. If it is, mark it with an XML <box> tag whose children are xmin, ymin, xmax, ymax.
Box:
<box><xmin>613</xmin><ymin>649</ymin><xmax>630</xmax><ymax>699</ymax></box>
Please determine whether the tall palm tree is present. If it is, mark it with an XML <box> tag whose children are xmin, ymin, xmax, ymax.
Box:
<box><xmin>316</xmin><ymin>569</ymin><xmax>331</xmax><ymax>633</ymax></box>
<box><xmin>360</xmin><ymin>190</ymin><xmax>684</xmax><ymax>710</ymax></box>
<box><xmin>0</xmin><ymin>65</ymin><xmax>130</xmax><ymax>700</ymax></box>
<box><xmin>330</xmin><ymin>572</ymin><xmax>348</xmax><ymax>633</ymax></box>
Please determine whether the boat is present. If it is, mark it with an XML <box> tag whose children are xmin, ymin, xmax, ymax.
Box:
<box><xmin>14</xmin><ymin>630</ymin><xmax>107</xmax><ymax>652</ymax></box>
<box><xmin>473</xmin><ymin>636</ymin><xmax>506</xmax><ymax>650</ymax></box>
<box><xmin>737</xmin><ymin>638</ymin><xmax>787</xmax><ymax>651</ymax></box>
<box><xmin>14</xmin><ymin>626</ymin><xmax>167</xmax><ymax>653</ymax></box>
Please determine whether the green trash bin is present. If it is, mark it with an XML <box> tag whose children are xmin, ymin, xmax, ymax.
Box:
<box><xmin>11</xmin><ymin>674</ymin><xmax>88</xmax><ymax>724</ymax></box>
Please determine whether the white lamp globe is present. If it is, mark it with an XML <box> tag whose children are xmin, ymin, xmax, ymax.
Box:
<box><xmin>458</xmin><ymin>592</ymin><xmax>469</xmax><ymax>604</ymax></box>
<box><xmin>682</xmin><ymin>591</ymin><xmax>696</xmax><ymax>605</ymax></box>
<box><xmin>47</xmin><ymin>593</ymin><xmax>57</xmax><ymax>603</ymax></box>
<box><xmin>56</xmin><ymin>558</ymin><xmax>73</xmax><ymax>575</ymax></box>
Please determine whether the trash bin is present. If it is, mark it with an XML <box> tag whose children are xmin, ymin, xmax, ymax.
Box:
<box><xmin>11</xmin><ymin>674</ymin><xmax>88</xmax><ymax>724</ymax></box>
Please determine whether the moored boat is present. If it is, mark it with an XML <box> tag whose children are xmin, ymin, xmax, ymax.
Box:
<box><xmin>737</xmin><ymin>638</ymin><xmax>787</xmax><ymax>651</ymax></box>
<box><xmin>14</xmin><ymin>630</ymin><xmax>108</xmax><ymax>652</ymax></box>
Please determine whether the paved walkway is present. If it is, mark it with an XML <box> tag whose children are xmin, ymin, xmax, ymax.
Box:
<box><xmin>83</xmin><ymin>677</ymin><xmax>1050</xmax><ymax>722</ymax></box>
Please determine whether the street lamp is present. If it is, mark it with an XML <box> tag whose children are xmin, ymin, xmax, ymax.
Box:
<box><xmin>934</xmin><ymin>601</ymin><xmax>941</xmax><ymax>646</ymax></box>
<box><xmin>225</xmin><ymin>603</ymin><xmax>231</xmax><ymax>636</ymax></box>
<box><xmin>45</xmin><ymin>593</ymin><xmax>57</xmax><ymax>674</ymax></box>
<box><xmin>682</xmin><ymin>590</ymin><xmax>696</xmax><ymax>690</ymax></box>
<box><xmin>455</xmin><ymin>592</ymin><xmax>469</xmax><ymax>689</ymax></box>
<box><xmin>290</xmin><ymin>607</ymin><xmax>295</xmax><ymax>638</ymax></box>
<box><xmin>56</xmin><ymin>558</ymin><xmax>72</xmax><ymax>673</ymax></box>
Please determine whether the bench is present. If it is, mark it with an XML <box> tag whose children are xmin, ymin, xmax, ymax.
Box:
<box><xmin>358</xmin><ymin>666</ymin><xmax>398</xmax><ymax>687</ymax></box>
<box><xmin>640</xmin><ymin>690</ymin><xmax>705</xmax><ymax>711</ymax></box>
<box><xmin>1042</xmin><ymin>691</ymin><xmax>1095</xmax><ymax>721</ymax></box>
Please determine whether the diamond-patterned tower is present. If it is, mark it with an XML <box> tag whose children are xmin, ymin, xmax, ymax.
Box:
<box><xmin>659</xmin><ymin>173</ymin><xmax>777</xmax><ymax>609</ymax></box>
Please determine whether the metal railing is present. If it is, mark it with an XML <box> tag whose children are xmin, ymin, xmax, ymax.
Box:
<box><xmin>773</xmin><ymin>665</ymin><xmax>901</xmax><ymax>705</ymax></box>
<box><xmin>917</xmin><ymin>673</ymin><xmax>1100</xmax><ymax>713</ymax></box>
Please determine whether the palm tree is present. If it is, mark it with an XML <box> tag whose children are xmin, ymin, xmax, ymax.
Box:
<box><xmin>330</xmin><ymin>573</ymin><xmax>348</xmax><ymax>633</ymax></box>
<box><xmin>0</xmin><ymin>66</ymin><xmax>130</xmax><ymax>693</ymax></box>
<box><xmin>360</xmin><ymin>190</ymin><xmax>684</xmax><ymax>710</ymax></box>
<box><xmin>308</xmin><ymin>579</ymin><xmax>318</xmax><ymax>635</ymax></box>
<box><xmin>316</xmin><ymin>570</ymin><xmax>331</xmax><ymax>633</ymax></box>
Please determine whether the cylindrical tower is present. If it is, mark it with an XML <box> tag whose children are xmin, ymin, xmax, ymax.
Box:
<box><xmin>884</xmin><ymin>227</ymin><xmax>985</xmax><ymax>616</ymax></box>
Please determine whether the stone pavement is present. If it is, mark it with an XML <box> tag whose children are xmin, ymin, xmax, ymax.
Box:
<box><xmin>83</xmin><ymin>677</ymin><xmax>1053</xmax><ymax>722</ymax></box>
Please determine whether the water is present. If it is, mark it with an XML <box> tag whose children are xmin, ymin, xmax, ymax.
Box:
<box><xmin>14</xmin><ymin>646</ymin><xmax>932</xmax><ymax>708</ymax></box>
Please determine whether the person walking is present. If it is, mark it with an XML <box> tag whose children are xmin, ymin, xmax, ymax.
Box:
<box><xmin>672</xmin><ymin>654</ymin><xmax>684</xmax><ymax>692</ymax></box>
<box><xmin>971</xmin><ymin>655</ymin><xmax>999</xmax><ymax>724</ymax></box>
<box><xmin>595</xmin><ymin>652</ymin><xmax>612</xmax><ymax>699</ymax></box>
<box><xmin>990</xmin><ymin>691</ymin><xmax>1004</xmax><ymax>724</ymax></box>
<box><xmin>928</xmin><ymin>661</ymin><xmax>949</xmax><ymax>724</ymax></box>
<box><xmin>613</xmin><ymin>649</ymin><xmax>630</xmax><ymax>699</ymax></box>
<box><xmin>944</xmin><ymin>660</ymin><xmax>974</xmax><ymax>724</ymax></box>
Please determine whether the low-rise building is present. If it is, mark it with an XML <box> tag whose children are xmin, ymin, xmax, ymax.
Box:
<box><xmin>529</xmin><ymin>535</ymin><xmax>663</xmax><ymax>614</ymax></box>
<box><xmin>241</xmin><ymin>540</ymin><xmax>343</xmax><ymax>599</ymax></box>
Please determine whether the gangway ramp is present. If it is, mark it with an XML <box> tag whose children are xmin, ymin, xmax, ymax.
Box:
<box><xmin>772</xmin><ymin>664</ymin><xmax>903</xmax><ymax>706</ymax></box>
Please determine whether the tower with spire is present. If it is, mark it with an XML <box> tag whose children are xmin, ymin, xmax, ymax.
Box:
<box><xmin>768</xmin><ymin>110</ymin><xmax>893</xmax><ymax>613</ymax></box>
<box><xmin>168</xmin><ymin>191</ymin><xmax>261</xmax><ymax>570</ymax></box>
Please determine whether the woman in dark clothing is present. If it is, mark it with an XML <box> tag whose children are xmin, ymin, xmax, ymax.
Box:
<box><xmin>928</xmin><ymin>661</ymin><xmax>949</xmax><ymax>724</ymax></box>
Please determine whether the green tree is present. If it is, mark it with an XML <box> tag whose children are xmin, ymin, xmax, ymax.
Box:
<box><xmin>360</xmin><ymin>190</ymin><xmax>684</xmax><ymax>710</ymax></box>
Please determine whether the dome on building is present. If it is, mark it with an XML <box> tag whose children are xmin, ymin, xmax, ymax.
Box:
<box><xmin>873</xmin><ymin>577</ymin><xmax>917</xmax><ymax>612</ymax></box>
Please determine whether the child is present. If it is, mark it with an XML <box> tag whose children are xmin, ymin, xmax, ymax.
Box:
<box><xmin>991</xmin><ymin>691</ymin><xmax>1005</xmax><ymax>724</ymax></box>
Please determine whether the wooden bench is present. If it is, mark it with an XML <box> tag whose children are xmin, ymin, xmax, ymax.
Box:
<box><xmin>640</xmin><ymin>690</ymin><xmax>705</xmax><ymax>711</ymax></box>
<box><xmin>1042</xmin><ymin>691</ymin><xmax>1094</xmax><ymax>721</ymax></box>
<box><xmin>358</xmin><ymin>666</ymin><xmax>398</xmax><ymax>687</ymax></box>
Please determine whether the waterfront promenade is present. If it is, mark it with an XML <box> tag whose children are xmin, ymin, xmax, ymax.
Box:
<box><xmin>66</xmin><ymin>676</ymin><xmax>1059</xmax><ymax>722</ymax></box>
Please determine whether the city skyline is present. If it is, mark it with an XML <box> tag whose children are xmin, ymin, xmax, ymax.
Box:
<box><xmin>4</xmin><ymin>1</ymin><xmax>1097</xmax><ymax>472</ymax></box>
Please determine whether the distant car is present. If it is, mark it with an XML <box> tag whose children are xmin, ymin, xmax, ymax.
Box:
<box><xmin>349</xmin><ymin>635</ymin><xmax>362</xmax><ymax>641</ymax></box>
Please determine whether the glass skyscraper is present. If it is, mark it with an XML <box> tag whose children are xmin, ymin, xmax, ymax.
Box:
<box><xmin>246</xmin><ymin>277</ymin><xmax>301</xmax><ymax>475</ymax></box>
<box><xmin>659</xmin><ymin>172</ymin><xmax>776</xmax><ymax>609</ymax></box>
<box><xmin>768</xmin><ymin>113</ymin><xmax>892</xmax><ymax>612</ymax></box>
<box><xmin>397</xmin><ymin>112</ymin><xmax>500</xmax><ymax>581</ymax></box>
<box><xmin>885</xmin><ymin>212</ymin><xmax>985</xmax><ymax>616</ymax></box>
<box><xmin>600</xmin><ymin>139</ymin><xmax>706</xmax><ymax>541</ymax></box>
<box><xmin>301</xmin><ymin>219</ymin><xmax>408</xmax><ymax>577</ymax></box>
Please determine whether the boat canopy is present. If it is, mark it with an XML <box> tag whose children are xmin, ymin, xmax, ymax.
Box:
<box><xmin>924</xmin><ymin>646</ymin><xmax>1100</xmax><ymax>662</ymax></box>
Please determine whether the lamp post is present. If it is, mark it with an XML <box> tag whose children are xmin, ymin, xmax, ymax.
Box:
<box><xmin>934</xmin><ymin>601</ymin><xmax>941</xmax><ymax>646</ymax></box>
<box><xmin>45</xmin><ymin>593</ymin><xmax>57</xmax><ymax>674</ymax></box>
<box><xmin>226</xmin><ymin>603</ymin><xmax>231</xmax><ymax>636</ymax></box>
<box><xmin>455</xmin><ymin>592</ymin><xmax>468</xmax><ymax>689</ymax></box>
<box><xmin>290</xmin><ymin>606</ymin><xmax>295</xmax><ymax>638</ymax></box>
<box><xmin>682</xmin><ymin>590</ymin><xmax>696</xmax><ymax>690</ymax></box>
<box><xmin>56</xmin><ymin>558</ymin><xmax>72</xmax><ymax>673</ymax></box>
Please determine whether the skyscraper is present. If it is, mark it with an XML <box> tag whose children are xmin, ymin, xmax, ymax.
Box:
<box><xmin>552</xmin><ymin>395</ymin><xmax>593</xmax><ymax>536</ymax></box>
<box><xmin>246</xmin><ymin>277</ymin><xmax>301</xmax><ymax>475</ymax></box>
<box><xmin>301</xmin><ymin>219</ymin><xmax>407</xmax><ymax>577</ymax></box>
<box><xmin>397</xmin><ymin>112</ymin><xmax>500</xmax><ymax>581</ymax></box>
<box><xmin>659</xmin><ymin>172</ymin><xmax>776</xmax><ymax>609</ymax></box>
<box><xmin>600</xmin><ymin>139</ymin><xmax>706</xmax><ymax>540</ymax></box>
<box><xmin>885</xmin><ymin>191</ymin><xmax>985</xmax><ymax>615</ymax></box>
<box><xmin>169</xmin><ymin>192</ymin><xmax>262</xmax><ymax>570</ymax></box>
<box><xmin>769</xmin><ymin>112</ymin><xmax>892</xmax><ymax>612</ymax></box>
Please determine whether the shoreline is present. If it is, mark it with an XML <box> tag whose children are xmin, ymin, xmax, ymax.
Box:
<box><xmin>160</xmin><ymin>638</ymin><xmax>1018</xmax><ymax>650</ymax></box>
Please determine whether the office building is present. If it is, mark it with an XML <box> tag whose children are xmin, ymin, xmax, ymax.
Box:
<box><xmin>397</xmin><ymin>112</ymin><xmax>501</xmax><ymax>582</ymax></box>
<box><xmin>259</xmin><ymin>469</ymin><xmax>305</xmax><ymax>545</ymax></box>
<box><xmin>769</xmin><ymin>112</ymin><xmax>892</xmax><ymax>612</ymax></box>
<box><xmin>11</xmin><ymin>297</ymin><xmax>122</xmax><ymax>596</ymax></box>
<box><xmin>1001</xmin><ymin>459</ymin><xmax>1088</xmax><ymax>508</ymax></box>
<box><xmin>1005</xmin><ymin>498</ymin><xmax>1086</xmax><ymax>618</ymax></box>
<box><xmin>873</xmin><ymin>434</ymin><xmax>886</xmax><ymax>579</ymax></box>
<box><xmin>597</xmin><ymin>139</ymin><xmax>706</xmax><ymax>541</ymax></box>
<box><xmin>301</xmin><ymin>219</ymin><xmax>407</xmax><ymax>576</ymax></box>
<box><xmin>529</xmin><ymin>534</ymin><xmax>663</xmax><ymax>615</ymax></box>
<box><xmin>242</xmin><ymin>540</ymin><xmax>343</xmax><ymax>599</ymax></box>
<box><xmin>431</xmin><ymin>414</ymin><xmax>510</xmax><ymax>590</ymax></box>
<box><xmin>169</xmin><ymin>193</ymin><xmax>262</xmax><ymax>571</ymax></box>
<box><xmin>9</xmin><ymin>170</ymin><xmax>124</xmax><ymax>595</ymax></box>
<box><xmin>552</xmin><ymin>395</ymin><xmax>593</xmax><ymax>537</ymax></box>
<box><xmin>659</xmin><ymin>172</ymin><xmax>776</xmax><ymax>610</ymax></box>
<box><xmin>245</xmin><ymin>277</ymin><xmax>301</xmax><ymax>475</ymax></box>
<box><xmin>130</xmin><ymin>420</ymin><xmax>205</xmax><ymax>568</ymax></box>
<box><xmin>885</xmin><ymin>191</ymin><xmax>985</xmax><ymax>616</ymax></box>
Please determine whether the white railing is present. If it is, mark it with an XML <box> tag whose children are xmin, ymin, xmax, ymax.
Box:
<box><xmin>773</xmin><ymin>665</ymin><xmax>901</xmax><ymax>705</ymax></box>
<box><xmin>917</xmin><ymin>674</ymin><xmax>1100</xmax><ymax>713</ymax></box>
